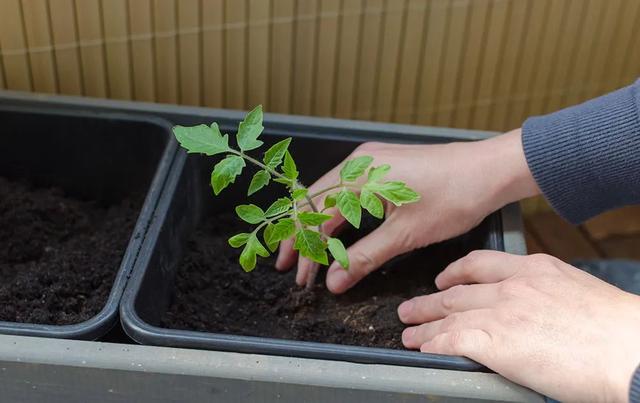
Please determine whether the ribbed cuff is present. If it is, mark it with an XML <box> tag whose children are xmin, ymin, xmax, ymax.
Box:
<box><xmin>522</xmin><ymin>79</ymin><xmax>640</xmax><ymax>224</ymax></box>
<box><xmin>631</xmin><ymin>363</ymin><xmax>640</xmax><ymax>403</ymax></box>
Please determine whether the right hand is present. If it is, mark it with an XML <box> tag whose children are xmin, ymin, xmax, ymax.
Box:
<box><xmin>276</xmin><ymin>129</ymin><xmax>539</xmax><ymax>293</ymax></box>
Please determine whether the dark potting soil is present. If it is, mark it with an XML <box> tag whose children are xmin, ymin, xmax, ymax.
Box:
<box><xmin>0</xmin><ymin>176</ymin><xmax>139</xmax><ymax>325</ymax></box>
<box><xmin>162</xmin><ymin>212</ymin><xmax>475</xmax><ymax>350</ymax></box>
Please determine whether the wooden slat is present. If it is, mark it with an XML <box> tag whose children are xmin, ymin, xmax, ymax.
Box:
<box><xmin>470</xmin><ymin>0</ymin><xmax>510</xmax><ymax>130</ymax></box>
<box><xmin>334</xmin><ymin>0</ymin><xmax>364</xmax><ymax>119</ymax></box>
<box><xmin>372</xmin><ymin>0</ymin><xmax>405</xmax><ymax>122</ymax></box>
<box><xmin>21</xmin><ymin>0</ymin><xmax>58</xmax><ymax>93</ymax></box>
<box><xmin>247</xmin><ymin>0</ymin><xmax>270</xmax><ymax>108</ymax></box>
<box><xmin>222</xmin><ymin>0</ymin><xmax>246</xmax><ymax>109</ymax></box>
<box><xmin>101</xmin><ymin>0</ymin><xmax>132</xmax><ymax>100</ymax></box>
<box><xmin>604</xmin><ymin>0</ymin><xmax>640</xmax><ymax>91</ymax></box>
<box><xmin>128</xmin><ymin>0</ymin><xmax>156</xmax><ymax>102</ymax></box>
<box><xmin>526</xmin><ymin>212</ymin><xmax>601</xmax><ymax>262</ymax></box>
<box><xmin>291</xmin><ymin>0</ymin><xmax>319</xmax><ymax>116</ymax></box>
<box><xmin>0</xmin><ymin>44</ymin><xmax>5</xmax><ymax>88</ymax></box>
<box><xmin>449</xmin><ymin>0</ymin><xmax>490</xmax><ymax>128</ymax></box>
<box><xmin>487</xmin><ymin>0</ymin><xmax>528</xmax><ymax>131</ymax></box>
<box><xmin>599</xmin><ymin>236</ymin><xmax>640</xmax><ymax>261</ymax></box>
<box><xmin>48</xmin><ymin>0</ymin><xmax>83</xmax><ymax>95</ymax></box>
<box><xmin>177</xmin><ymin>0</ymin><xmax>202</xmax><ymax>106</ymax></box>
<box><xmin>0</xmin><ymin>0</ymin><xmax>31</xmax><ymax>91</ymax></box>
<box><xmin>313</xmin><ymin>0</ymin><xmax>340</xmax><ymax>116</ymax></box>
<box><xmin>352</xmin><ymin>0</ymin><xmax>384</xmax><ymax>120</ymax></box>
<box><xmin>153</xmin><ymin>0</ymin><xmax>178</xmax><ymax>104</ymax></box>
<box><xmin>269</xmin><ymin>0</ymin><xmax>295</xmax><ymax>113</ymax></box>
<box><xmin>202</xmin><ymin>0</ymin><xmax>224</xmax><ymax>107</ymax></box>
<box><xmin>619</xmin><ymin>4</ymin><xmax>640</xmax><ymax>86</ymax></box>
<box><xmin>504</xmin><ymin>0</ymin><xmax>549</xmax><ymax>130</ymax></box>
<box><xmin>544</xmin><ymin>0</ymin><xmax>586</xmax><ymax>115</ymax></box>
<box><xmin>392</xmin><ymin>0</ymin><xmax>428</xmax><ymax>123</ymax></box>
<box><xmin>75</xmin><ymin>0</ymin><xmax>108</xmax><ymax>97</ymax></box>
<box><xmin>525</xmin><ymin>231</ymin><xmax>545</xmax><ymax>255</ymax></box>
<box><xmin>433</xmin><ymin>0</ymin><xmax>469</xmax><ymax>127</ymax></box>
<box><xmin>583</xmin><ymin>206</ymin><xmax>640</xmax><ymax>241</ymax></box>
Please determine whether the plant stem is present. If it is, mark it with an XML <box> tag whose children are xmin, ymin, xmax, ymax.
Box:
<box><xmin>230</xmin><ymin>149</ymin><xmax>294</xmax><ymax>184</ymax></box>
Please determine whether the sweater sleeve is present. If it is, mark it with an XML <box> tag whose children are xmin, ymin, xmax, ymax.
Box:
<box><xmin>522</xmin><ymin>79</ymin><xmax>640</xmax><ymax>224</ymax></box>
<box><xmin>631</xmin><ymin>364</ymin><xmax>640</xmax><ymax>403</ymax></box>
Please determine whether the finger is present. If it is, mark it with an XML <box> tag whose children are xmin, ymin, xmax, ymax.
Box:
<box><xmin>397</xmin><ymin>283</ymin><xmax>499</xmax><ymax>325</ymax></box>
<box><xmin>275</xmin><ymin>238</ymin><xmax>296</xmax><ymax>271</ymax></box>
<box><xmin>402</xmin><ymin>309</ymin><xmax>494</xmax><ymax>349</ymax></box>
<box><xmin>419</xmin><ymin>329</ymin><xmax>493</xmax><ymax>362</ymax></box>
<box><xmin>325</xmin><ymin>221</ymin><xmax>406</xmax><ymax>294</ymax></box>
<box><xmin>435</xmin><ymin>250</ymin><xmax>524</xmax><ymax>290</ymax></box>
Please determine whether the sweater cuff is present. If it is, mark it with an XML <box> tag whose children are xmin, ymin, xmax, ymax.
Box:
<box><xmin>631</xmin><ymin>363</ymin><xmax>640</xmax><ymax>403</ymax></box>
<box><xmin>522</xmin><ymin>79</ymin><xmax>640</xmax><ymax>224</ymax></box>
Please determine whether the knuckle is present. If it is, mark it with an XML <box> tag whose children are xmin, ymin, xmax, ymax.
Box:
<box><xmin>525</xmin><ymin>253</ymin><xmax>554</xmax><ymax>269</ymax></box>
<box><xmin>498</xmin><ymin>278</ymin><xmax>530</xmax><ymax>298</ymax></box>
<box><xmin>444</xmin><ymin>330</ymin><xmax>471</xmax><ymax>354</ymax></box>
<box><xmin>351</xmin><ymin>249</ymin><xmax>378</xmax><ymax>274</ymax></box>
<box><xmin>441</xmin><ymin>285</ymin><xmax>465</xmax><ymax>312</ymax></box>
<box><xmin>442</xmin><ymin>312</ymin><xmax>464</xmax><ymax>331</ymax></box>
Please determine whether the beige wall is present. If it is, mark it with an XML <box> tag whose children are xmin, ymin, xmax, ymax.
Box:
<box><xmin>0</xmin><ymin>0</ymin><xmax>638</xmax><ymax>131</ymax></box>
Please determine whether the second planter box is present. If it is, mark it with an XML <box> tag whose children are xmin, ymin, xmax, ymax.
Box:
<box><xmin>121</xmin><ymin>119</ymin><xmax>504</xmax><ymax>371</ymax></box>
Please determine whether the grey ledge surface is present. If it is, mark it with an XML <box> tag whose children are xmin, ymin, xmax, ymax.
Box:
<box><xmin>0</xmin><ymin>335</ymin><xmax>542</xmax><ymax>402</ymax></box>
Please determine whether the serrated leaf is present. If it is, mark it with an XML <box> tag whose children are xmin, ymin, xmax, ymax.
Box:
<box><xmin>263</xmin><ymin>138</ymin><xmax>292</xmax><ymax>169</ymax></box>
<box><xmin>173</xmin><ymin>123</ymin><xmax>230</xmax><ymax>156</ymax></box>
<box><xmin>367</xmin><ymin>181</ymin><xmax>420</xmax><ymax>206</ymax></box>
<box><xmin>265</xmin><ymin>197</ymin><xmax>292</xmax><ymax>217</ymax></box>
<box><xmin>327</xmin><ymin>237</ymin><xmax>349</xmax><ymax>270</ymax></box>
<box><xmin>282</xmin><ymin>150</ymin><xmax>298</xmax><ymax>180</ymax></box>
<box><xmin>211</xmin><ymin>155</ymin><xmax>245</xmax><ymax>195</ymax></box>
<box><xmin>293</xmin><ymin>229</ymin><xmax>328</xmax><ymax>265</ymax></box>
<box><xmin>367</xmin><ymin>164</ymin><xmax>390</xmax><ymax>182</ymax></box>
<box><xmin>336</xmin><ymin>189</ymin><xmax>361</xmax><ymax>228</ymax></box>
<box><xmin>292</xmin><ymin>188</ymin><xmax>308</xmax><ymax>201</ymax></box>
<box><xmin>228</xmin><ymin>233</ymin><xmax>250</xmax><ymax>248</ymax></box>
<box><xmin>298</xmin><ymin>212</ymin><xmax>333</xmax><ymax>226</ymax></box>
<box><xmin>360</xmin><ymin>188</ymin><xmax>384</xmax><ymax>219</ymax></box>
<box><xmin>235</xmin><ymin>204</ymin><xmax>265</xmax><ymax>224</ymax></box>
<box><xmin>237</xmin><ymin>105</ymin><xmax>264</xmax><ymax>151</ymax></box>
<box><xmin>263</xmin><ymin>218</ymin><xmax>296</xmax><ymax>252</ymax></box>
<box><xmin>324</xmin><ymin>194</ymin><xmax>337</xmax><ymax>209</ymax></box>
<box><xmin>239</xmin><ymin>234</ymin><xmax>270</xmax><ymax>272</ymax></box>
<box><xmin>273</xmin><ymin>177</ymin><xmax>292</xmax><ymax>185</ymax></box>
<box><xmin>248</xmin><ymin>170</ymin><xmax>270</xmax><ymax>196</ymax></box>
<box><xmin>340</xmin><ymin>156</ymin><xmax>373</xmax><ymax>182</ymax></box>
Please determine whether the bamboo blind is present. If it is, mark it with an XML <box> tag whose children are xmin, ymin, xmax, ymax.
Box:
<box><xmin>0</xmin><ymin>0</ymin><xmax>638</xmax><ymax>131</ymax></box>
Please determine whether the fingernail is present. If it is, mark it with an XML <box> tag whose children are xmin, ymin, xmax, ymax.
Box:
<box><xmin>398</xmin><ymin>301</ymin><xmax>414</xmax><ymax>320</ymax></box>
<box><xmin>326</xmin><ymin>266</ymin><xmax>350</xmax><ymax>293</ymax></box>
<box><xmin>402</xmin><ymin>327</ymin><xmax>416</xmax><ymax>344</ymax></box>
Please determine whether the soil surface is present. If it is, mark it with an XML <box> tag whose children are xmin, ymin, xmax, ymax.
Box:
<box><xmin>0</xmin><ymin>176</ymin><xmax>139</xmax><ymax>325</ymax></box>
<box><xmin>163</xmin><ymin>212</ymin><xmax>478</xmax><ymax>349</ymax></box>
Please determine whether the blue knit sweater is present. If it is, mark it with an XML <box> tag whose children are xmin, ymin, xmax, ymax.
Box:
<box><xmin>522</xmin><ymin>78</ymin><xmax>640</xmax><ymax>403</ymax></box>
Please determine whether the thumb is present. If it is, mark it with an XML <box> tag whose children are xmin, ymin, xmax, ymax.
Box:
<box><xmin>326</xmin><ymin>221</ymin><xmax>407</xmax><ymax>294</ymax></box>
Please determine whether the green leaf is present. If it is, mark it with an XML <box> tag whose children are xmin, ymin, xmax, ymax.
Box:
<box><xmin>265</xmin><ymin>197</ymin><xmax>292</xmax><ymax>217</ymax></box>
<box><xmin>324</xmin><ymin>194</ymin><xmax>337</xmax><ymax>209</ymax></box>
<box><xmin>367</xmin><ymin>164</ymin><xmax>391</xmax><ymax>182</ymax></box>
<box><xmin>173</xmin><ymin>123</ymin><xmax>230</xmax><ymax>156</ymax></box>
<box><xmin>291</xmin><ymin>188</ymin><xmax>308</xmax><ymax>201</ymax></box>
<box><xmin>235</xmin><ymin>204</ymin><xmax>265</xmax><ymax>224</ymax></box>
<box><xmin>367</xmin><ymin>181</ymin><xmax>420</xmax><ymax>206</ymax></box>
<box><xmin>228</xmin><ymin>233</ymin><xmax>250</xmax><ymax>248</ymax></box>
<box><xmin>360</xmin><ymin>188</ymin><xmax>384</xmax><ymax>219</ymax></box>
<box><xmin>298</xmin><ymin>212</ymin><xmax>333</xmax><ymax>226</ymax></box>
<box><xmin>263</xmin><ymin>218</ymin><xmax>296</xmax><ymax>252</ymax></box>
<box><xmin>239</xmin><ymin>234</ymin><xmax>270</xmax><ymax>272</ymax></box>
<box><xmin>211</xmin><ymin>155</ymin><xmax>245</xmax><ymax>195</ymax></box>
<box><xmin>273</xmin><ymin>177</ymin><xmax>292</xmax><ymax>185</ymax></box>
<box><xmin>237</xmin><ymin>105</ymin><xmax>264</xmax><ymax>151</ymax></box>
<box><xmin>340</xmin><ymin>156</ymin><xmax>373</xmax><ymax>182</ymax></box>
<box><xmin>248</xmin><ymin>170</ymin><xmax>270</xmax><ymax>196</ymax></box>
<box><xmin>263</xmin><ymin>138</ymin><xmax>292</xmax><ymax>169</ymax></box>
<box><xmin>336</xmin><ymin>189</ymin><xmax>362</xmax><ymax>228</ymax></box>
<box><xmin>293</xmin><ymin>229</ymin><xmax>328</xmax><ymax>265</ymax></box>
<box><xmin>282</xmin><ymin>150</ymin><xmax>298</xmax><ymax>180</ymax></box>
<box><xmin>327</xmin><ymin>237</ymin><xmax>349</xmax><ymax>270</ymax></box>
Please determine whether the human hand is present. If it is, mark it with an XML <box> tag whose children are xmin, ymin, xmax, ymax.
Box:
<box><xmin>398</xmin><ymin>250</ymin><xmax>640</xmax><ymax>402</ymax></box>
<box><xmin>276</xmin><ymin>129</ymin><xmax>539</xmax><ymax>293</ymax></box>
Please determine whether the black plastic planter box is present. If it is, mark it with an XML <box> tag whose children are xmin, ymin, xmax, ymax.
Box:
<box><xmin>0</xmin><ymin>105</ymin><xmax>175</xmax><ymax>340</ymax></box>
<box><xmin>121</xmin><ymin>123</ymin><xmax>504</xmax><ymax>371</ymax></box>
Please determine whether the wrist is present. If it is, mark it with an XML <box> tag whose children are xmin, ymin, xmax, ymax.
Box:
<box><xmin>474</xmin><ymin>128</ymin><xmax>541</xmax><ymax>214</ymax></box>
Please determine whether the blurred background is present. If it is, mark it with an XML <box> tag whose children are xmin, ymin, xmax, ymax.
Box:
<box><xmin>1</xmin><ymin>0</ymin><xmax>639</xmax><ymax>261</ymax></box>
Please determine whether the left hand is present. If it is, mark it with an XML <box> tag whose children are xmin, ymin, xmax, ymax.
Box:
<box><xmin>398</xmin><ymin>250</ymin><xmax>640</xmax><ymax>402</ymax></box>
